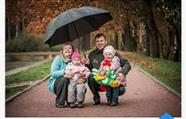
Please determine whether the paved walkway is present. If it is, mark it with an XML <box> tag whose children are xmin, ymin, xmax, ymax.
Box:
<box><xmin>6</xmin><ymin>66</ymin><xmax>181</xmax><ymax>117</ymax></box>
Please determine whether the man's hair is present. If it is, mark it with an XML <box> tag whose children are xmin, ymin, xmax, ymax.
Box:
<box><xmin>95</xmin><ymin>33</ymin><xmax>106</xmax><ymax>40</ymax></box>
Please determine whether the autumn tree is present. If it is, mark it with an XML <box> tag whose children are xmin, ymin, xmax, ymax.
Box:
<box><xmin>6</xmin><ymin>0</ymin><xmax>181</xmax><ymax>61</ymax></box>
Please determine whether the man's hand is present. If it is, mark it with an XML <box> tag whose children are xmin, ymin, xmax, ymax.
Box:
<box><xmin>116</xmin><ymin>73</ymin><xmax>126</xmax><ymax>81</ymax></box>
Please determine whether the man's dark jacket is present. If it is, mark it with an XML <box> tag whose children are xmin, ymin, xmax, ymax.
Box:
<box><xmin>86</xmin><ymin>48</ymin><xmax>131</xmax><ymax>76</ymax></box>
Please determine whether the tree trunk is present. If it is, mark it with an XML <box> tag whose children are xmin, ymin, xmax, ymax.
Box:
<box><xmin>79</xmin><ymin>37</ymin><xmax>83</xmax><ymax>51</ymax></box>
<box><xmin>161</xmin><ymin>28</ymin><xmax>170</xmax><ymax>59</ymax></box>
<box><xmin>114</xmin><ymin>31</ymin><xmax>118</xmax><ymax>49</ymax></box>
<box><xmin>6</xmin><ymin>17</ymin><xmax>11</xmax><ymax>41</ymax></box>
<box><xmin>19</xmin><ymin>20</ymin><xmax>23</xmax><ymax>34</ymax></box>
<box><xmin>157</xmin><ymin>30</ymin><xmax>163</xmax><ymax>58</ymax></box>
<box><xmin>120</xmin><ymin>30</ymin><xmax>126</xmax><ymax>51</ymax></box>
<box><xmin>138</xmin><ymin>20</ymin><xmax>150</xmax><ymax>56</ymax></box>
<box><xmin>144</xmin><ymin>0</ymin><xmax>159</xmax><ymax>58</ymax></box>
<box><xmin>10</xmin><ymin>23</ymin><xmax>16</xmax><ymax>40</ymax></box>
<box><xmin>130</xmin><ymin>21</ymin><xmax>137</xmax><ymax>51</ymax></box>
<box><xmin>137</xmin><ymin>21</ymin><xmax>145</xmax><ymax>53</ymax></box>
<box><xmin>174</xmin><ymin>27</ymin><xmax>181</xmax><ymax>61</ymax></box>
<box><xmin>82</xmin><ymin>33</ymin><xmax>90</xmax><ymax>50</ymax></box>
<box><xmin>124</xmin><ymin>20</ymin><xmax>132</xmax><ymax>51</ymax></box>
<box><xmin>142</xmin><ymin>22</ymin><xmax>150</xmax><ymax>56</ymax></box>
<box><xmin>16</xmin><ymin>21</ymin><xmax>19</xmax><ymax>38</ymax></box>
<box><xmin>168</xmin><ymin>28</ymin><xmax>175</xmax><ymax>60</ymax></box>
<box><xmin>146</xmin><ymin>18</ymin><xmax>159</xmax><ymax>58</ymax></box>
<box><xmin>72</xmin><ymin>39</ymin><xmax>79</xmax><ymax>50</ymax></box>
<box><xmin>22</xmin><ymin>18</ymin><xmax>25</xmax><ymax>33</ymax></box>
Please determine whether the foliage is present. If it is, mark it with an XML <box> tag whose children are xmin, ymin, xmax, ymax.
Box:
<box><xmin>6</xmin><ymin>61</ymin><xmax>52</xmax><ymax>85</ymax></box>
<box><xmin>6</xmin><ymin>33</ymin><xmax>63</xmax><ymax>52</ymax></box>
<box><xmin>154</xmin><ymin>0</ymin><xmax>181</xmax><ymax>30</ymax></box>
<box><xmin>122</xmin><ymin>52</ymin><xmax>181</xmax><ymax>93</ymax></box>
<box><xmin>6</xmin><ymin>0</ymin><xmax>181</xmax><ymax>38</ymax></box>
<box><xmin>6</xmin><ymin>54</ymin><xmax>44</xmax><ymax>62</ymax></box>
<box><xmin>6</xmin><ymin>0</ymin><xmax>181</xmax><ymax>60</ymax></box>
<box><xmin>6</xmin><ymin>33</ymin><xmax>47</xmax><ymax>52</ymax></box>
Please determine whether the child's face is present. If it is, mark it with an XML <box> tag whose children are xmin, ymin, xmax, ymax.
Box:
<box><xmin>72</xmin><ymin>58</ymin><xmax>81</xmax><ymax>65</ymax></box>
<box><xmin>104</xmin><ymin>52</ymin><xmax>113</xmax><ymax>60</ymax></box>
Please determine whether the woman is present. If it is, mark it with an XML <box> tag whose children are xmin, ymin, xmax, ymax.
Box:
<box><xmin>48</xmin><ymin>43</ymin><xmax>75</xmax><ymax>108</ymax></box>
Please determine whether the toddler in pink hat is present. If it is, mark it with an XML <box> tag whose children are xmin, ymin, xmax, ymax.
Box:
<box><xmin>64</xmin><ymin>51</ymin><xmax>90</xmax><ymax>108</ymax></box>
<box><xmin>71</xmin><ymin>51</ymin><xmax>81</xmax><ymax>60</ymax></box>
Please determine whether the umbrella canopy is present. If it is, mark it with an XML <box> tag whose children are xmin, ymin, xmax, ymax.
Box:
<box><xmin>44</xmin><ymin>6</ymin><xmax>112</xmax><ymax>47</ymax></box>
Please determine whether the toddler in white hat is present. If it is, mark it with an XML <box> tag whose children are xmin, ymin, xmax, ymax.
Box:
<box><xmin>99</xmin><ymin>45</ymin><xmax>121</xmax><ymax>76</ymax></box>
<box><xmin>99</xmin><ymin>45</ymin><xmax>126</xmax><ymax>106</ymax></box>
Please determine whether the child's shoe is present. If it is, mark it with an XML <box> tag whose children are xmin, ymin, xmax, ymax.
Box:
<box><xmin>77</xmin><ymin>102</ymin><xmax>84</xmax><ymax>108</ymax></box>
<box><xmin>110</xmin><ymin>101</ymin><xmax>118</xmax><ymax>106</ymax></box>
<box><xmin>107</xmin><ymin>99</ymin><xmax>111</xmax><ymax>105</ymax></box>
<box><xmin>107</xmin><ymin>101</ymin><xmax>111</xmax><ymax>105</ymax></box>
<box><xmin>70</xmin><ymin>103</ymin><xmax>76</xmax><ymax>108</ymax></box>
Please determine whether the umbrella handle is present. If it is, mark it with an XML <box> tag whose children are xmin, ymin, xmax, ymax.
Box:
<box><xmin>77</xmin><ymin>48</ymin><xmax>87</xmax><ymax>58</ymax></box>
<box><xmin>82</xmin><ymin>50</ymin><xmax>87</xmax><ymax>58</ymax></box>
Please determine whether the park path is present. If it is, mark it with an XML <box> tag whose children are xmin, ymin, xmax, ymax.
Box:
<box><xmin>6</xmin><ymin>66</ymin><xmax>181</xmax><ymax>117</ymax></box>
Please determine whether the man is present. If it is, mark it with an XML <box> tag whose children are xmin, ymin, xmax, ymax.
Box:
<box><xmin>86</xmin><ymin>33</ymin><xmax>131</xmax><ymax>105</ymax></box>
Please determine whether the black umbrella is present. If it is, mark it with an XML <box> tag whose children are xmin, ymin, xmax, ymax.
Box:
<box><xmin>44</xmin><ymin>6</ymin><xmax>112</xmax><ymax>47</ymax></box>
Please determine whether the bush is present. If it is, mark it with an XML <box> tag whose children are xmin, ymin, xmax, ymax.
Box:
<box><xmin>6</xmin><ymin>33</ymin><xmax>49</xmax><ymax>52</ymax></box>
<box><xmin>6</xmin><ymin>33</ymin><xmax>67</xmax><ymax>52</ymax></box>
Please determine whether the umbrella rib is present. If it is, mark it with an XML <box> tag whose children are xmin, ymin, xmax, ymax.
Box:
<box><xmin>83</xmin><ymin>16</ymin><xmax>96</xmax><ymax>29</ymax></box>
<box><xmin>72</xmin><ymin>22</ymin><xmax>83</xmax><ymax>51</ymax></box>
<box><xmin>72</xmin><ymin>22</ymin><xmax>80</xmax><ymax>39</ymax></box>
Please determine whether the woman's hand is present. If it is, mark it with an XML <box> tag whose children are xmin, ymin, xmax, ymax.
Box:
<box><xmin>81</xmin><ymin>57</ymin><xmax>90</xmax><ymax>65</ymax></box>
<box><xmin>76</xmin><ymin>78</ymin><xmax>86</xmax><ymax>84</ymax></box>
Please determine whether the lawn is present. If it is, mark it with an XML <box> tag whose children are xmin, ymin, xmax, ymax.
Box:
<box><xmin>122</xmin><ymin>52</ymin><xmax>181</xmax><ymax>94</ymax></box>
<box><xmin>6</xmin><ymin>61</ymin><xmax>52</xmax><ymax>100</ymax></box>
<box><xmin>6</xmin><ymin>61</ymin><xmax>52</xmax><ymax>85</ymax></box>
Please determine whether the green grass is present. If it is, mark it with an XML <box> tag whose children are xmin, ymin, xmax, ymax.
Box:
<box><xmin>123</xmin><ymin>52</ymin><xmax>181</xmax><ymax>94</ymax></box>
<box><xmin>6</xmin><ymin>85</ymin><xmax>29</xmax><ymax>99</ymax></box>
<box><xmin>6</xmin><ymin>61</ymin><xmax>52</xmax><ymax>85</ymax></box>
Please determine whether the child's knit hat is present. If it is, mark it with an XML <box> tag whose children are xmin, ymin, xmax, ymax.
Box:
<box><xmin>71</xmin><ymin>51</ymin><xmax>81</xmax><ymax>60</ymax></box>
<box><xmin>103</xmin><ymin>45</ymin><xmax>116</xmax><ymax>56</ymax></box>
